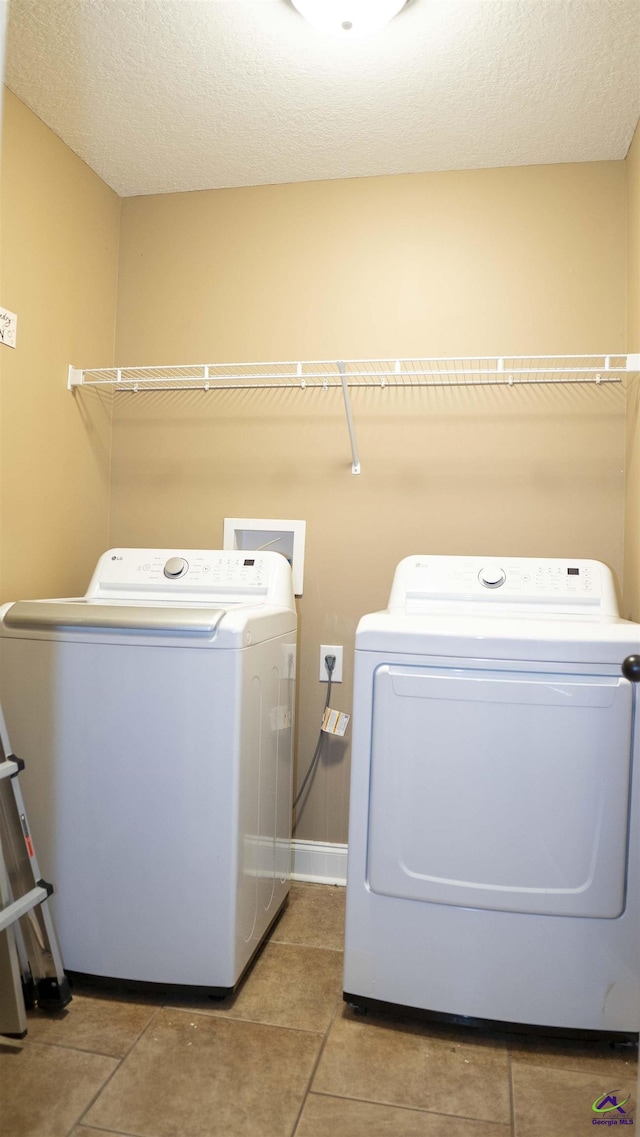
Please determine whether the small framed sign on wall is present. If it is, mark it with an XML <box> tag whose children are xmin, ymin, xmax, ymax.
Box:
<box><xmin>0</xmin><ymin>307</ymin><xmax>17</xmax><ymax>348</ymax></box>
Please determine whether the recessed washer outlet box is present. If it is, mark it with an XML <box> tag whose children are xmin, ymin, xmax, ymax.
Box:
<box><xmin>223</xmin><ymin>518</ymin><xmax>306</xmax><ymax>596</ymax></box>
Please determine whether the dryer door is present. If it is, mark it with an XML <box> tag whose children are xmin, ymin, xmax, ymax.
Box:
<box><xmin>367</xmin><ymin>664</ymin><xmax>633</xmax><ymax>918</ymax></box>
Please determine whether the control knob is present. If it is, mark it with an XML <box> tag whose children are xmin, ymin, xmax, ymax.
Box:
<box><xmin>478</xmin><ymin>566</ymin><xmax>506</xmax><ymax>589</ymax></box>
<box><xmin>622</xmin><ymin>655</ymin><xmax>640</xmax><ymax>682</ymax></box>
<box><xmin>163</xmin><ymin>556</ymin><xmax>189</xmax><ymax>579</ymax></box>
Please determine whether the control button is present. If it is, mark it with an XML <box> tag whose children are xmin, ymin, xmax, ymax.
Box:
<box><xmin>478</xmin><ymin>566</ymin><xmax>506</xmax><ymax>589</ymax></box>
<box><xmin>163</xmin><ymin>556</ymin><xmax>189</xmax><ymax>579</ymax></box>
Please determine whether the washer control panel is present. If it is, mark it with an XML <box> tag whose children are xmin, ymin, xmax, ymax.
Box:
<box><xmin>388</xmin><ymin>556</ymin><xmax>619</xmax><ymax>616</ymax></box>
<box><xmin>85</xmin><ymin>549</ymin><xmax>295</xmax><ymax>609</ymax></box>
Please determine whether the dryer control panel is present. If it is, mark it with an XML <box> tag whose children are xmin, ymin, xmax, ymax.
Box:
<box><xmin>387</xmin><ymin>556</ymin><xmax>619</xmax><ymax>616</ymax></box>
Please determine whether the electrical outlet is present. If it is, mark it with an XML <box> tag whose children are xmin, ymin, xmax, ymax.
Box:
<box><xmin>319</xmin><ymin>644</ymin><xmax>343</xmax><ymax>683</ymax></box>
<box><xmin>0</xmin><ymin>307</ymin><xmax>17</xmax><ymax>349</ymax></box>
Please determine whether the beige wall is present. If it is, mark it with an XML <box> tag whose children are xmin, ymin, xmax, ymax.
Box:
<box><xmin>0</xmin><ymin>90</ymin><xmax>120</xmax><ymax>601</ymax></box>
<box><xmin>0</xmin><ymin>84</ymin><xmax>634</xmax><ymax>846</ymax></box>
<box><xmin>624</xmin><ymin>117</ymin><xmax>640</xmax><ymax>620</ymax></box>
<box><xmin>110</xmin><ymin>163</ymin><xmax>627</xmax><ymax>843</ymax></box>
<box><xmin>628</xmin><ymin>121</ymin><xmax>640</xmax><ymax>354</ymax></box>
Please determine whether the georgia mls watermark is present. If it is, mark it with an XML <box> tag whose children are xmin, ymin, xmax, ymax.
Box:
<box><xmin>591</xmin><ymin>1090</ymin><xmax>635</xmax><ymax>1125</ymax></box>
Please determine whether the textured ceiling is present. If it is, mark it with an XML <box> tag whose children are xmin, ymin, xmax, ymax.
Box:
<box><xmin>5</xmin><ymin>0</ymin><xmax>640</xmax><ymax>198</ymax></box>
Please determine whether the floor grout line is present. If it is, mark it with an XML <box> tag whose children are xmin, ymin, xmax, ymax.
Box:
<box><xmin>268</xmin><ymin>940</ymin><xmax>344</xmax><ymax>952</ymax></box>
<box><xmin>20</xmin><ymin>1036</ymin><xmax>137</xmax><ymax>1060</ymax></box>
<box><xmin>507</xmin><ymin>1046</ymin><xmax>516</xmax><ymax>1137</ymax></box>
<box><xmin>290</xmin><ymin>997</ymin><xmax>342</xmax><ymax>1137</ymax></box>
<box><xmin>72</xmin><ymin>1124</ymin><xmax>145</xmax><ymax>1136</ymax></box>
<box><xmin>159</xmin><ymin>1001</ymin><xmax>332</xmax><ymax>1035</ymax></box>
<box><xmin>308</xmin><ymin>1088</ymin><xmax>513</xmax><ymax>1126</ymax></box>
<box><xmin>63</xmin><ymin>1056</ymin><xmax>125</xmax><ymax>1137</ymax></box>
<box><xmin>67</xmin><ymin>1005</ymin><xmax>165</xmax><ymax>1136</ymax></box>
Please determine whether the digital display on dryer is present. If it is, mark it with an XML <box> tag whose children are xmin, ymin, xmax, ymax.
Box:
<box><xmin>567</xmin><ymin>567</ymin><xmax>580</xmax><ymax>575</ymax></box>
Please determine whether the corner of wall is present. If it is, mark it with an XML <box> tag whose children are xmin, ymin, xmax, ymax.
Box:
<box><xmin>623</xmin><ymin>115</ymin><xmax>640</xmax><ymax>619</ymax></box>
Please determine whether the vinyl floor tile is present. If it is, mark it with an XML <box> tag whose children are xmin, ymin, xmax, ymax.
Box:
<box><xmin>174</xmin><ymin>942</ymin><xmax>343</xmax><ymax>1033</ymax></box>
<box><xmin>295</xmin><ymin>1093</ymin><xmax>513</xmax><ymax>1136</ymax></box>
<box><xmin>312</xmin><ymin>1007</ymin><xmax>511</xmax><ymax>1123</ymax></box>
<box><xmin>512</xmin><ymin>1060</ymin><xmax>637</xmax><ymax>1137</ymax></box>
<box><xmin>16</xmin><ymin>880</ymin><xmax>636</xmax><ymax>1137</ymax></box>
<box><xmin>71</xmin><ymin>1130</ymin><xmax>137</xmax><ymax>1137</ymax></box>
<box><xmin>0</xmin><ymin>1039</ymin><xmax>117</xmax><ymax>1137</ymax></box>
<box><xmin>271</xmin><ymin>882</ymin><xmax>345</xmax><ymax>951</ymax></box>
<box><xmin>25</xmin><ymin>993</ymin><xmax>158</xmax><ymax>1057</ymax></box>
<box><xmin>507</xmin><ymin>1032</ymin><xmax>637</xmax><ymax>1078</ymax></box>
<box><xmin>83</xmin><ymin>1007</ymin><xmax>323</xmax><ymax>1137</ymax></box>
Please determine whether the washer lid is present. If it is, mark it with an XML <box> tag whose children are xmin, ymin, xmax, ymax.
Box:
<box><xmin>0</xmin><ymin>547</ymin><xmax>298</xmax><ymax>646</ymax></box>
<box><xmin>2</xmin><ymin>601</ymin><xmax>226</xmax><ymax>636</ymax></box>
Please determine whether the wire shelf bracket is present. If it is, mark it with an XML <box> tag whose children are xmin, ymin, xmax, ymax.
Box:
<box><xmin>337</xmin><ymin>361</ymin><xmax>361</xmax><ymax>475</ymax></box>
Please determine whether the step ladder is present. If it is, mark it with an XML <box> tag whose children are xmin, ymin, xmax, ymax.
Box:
<box><xmin>0</xmin><ymin>705</ymin><xmax>71</xmax><ymax>1037</ymax></box>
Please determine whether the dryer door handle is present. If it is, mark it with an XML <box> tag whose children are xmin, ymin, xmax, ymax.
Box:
<box><xmin>622</xmin><ymin>655</ymin><xmax>640</xmax><ymax>682</ymax></box>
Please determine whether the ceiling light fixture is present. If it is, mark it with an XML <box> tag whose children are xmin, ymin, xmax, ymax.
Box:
<box><xmin>290</xmin><ymin>0</ymin><xmax>409</xmax><ymax>40</ymax></box>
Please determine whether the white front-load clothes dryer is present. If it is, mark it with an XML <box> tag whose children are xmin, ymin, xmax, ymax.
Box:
<box><xmin>0</xmin><ymin>549</ymin><xmax>297</xmax><ymax>993</ymax></box>
<box><xmin>343</xmin><ymin>555</ymin><xmax>640</xmax><ymax>1033</ymax></box>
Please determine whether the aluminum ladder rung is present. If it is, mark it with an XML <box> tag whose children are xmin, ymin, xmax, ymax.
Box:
<box><xmin>0</xmin><ymin>758</ymin><xmax>21</xmax><ymax>782</ymax></box>
<box><xmin>0</xmin><ymin>704</ymin><xmax>71</xmax><ymax>1037</ymax></box>
<box><xmin>0</xmin><ymin>884</ymin><xmax>51</xmax><ymax>934</ymax></box>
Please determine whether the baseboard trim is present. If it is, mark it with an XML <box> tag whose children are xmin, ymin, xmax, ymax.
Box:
<box><xmin>291</xmin><ymin>839</ymin><xmax>348</xmax><ymax>886</ymax></box>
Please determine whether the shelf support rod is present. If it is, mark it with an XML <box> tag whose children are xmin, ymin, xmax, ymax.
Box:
<box><xmin>338</xmin><ymin>361</ymin><xmax>361</xmax><ymax>475</ymax></box>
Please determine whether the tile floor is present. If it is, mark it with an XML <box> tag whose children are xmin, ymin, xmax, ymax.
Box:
<box><xmin>0</xmin><ymin>882</ymin><xmax>637</xmax><ymax>1137</ymax></box>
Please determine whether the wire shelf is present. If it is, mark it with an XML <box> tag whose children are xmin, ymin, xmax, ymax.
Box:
<box><xmin>68</xmin><ymin>354</ymin><xmax>637</xmax><ymax>393</ymax></box>
<box><xmin>67</xmin><ymin>354</ymin><xmax>639</xmax><ymax>476</ymax></box>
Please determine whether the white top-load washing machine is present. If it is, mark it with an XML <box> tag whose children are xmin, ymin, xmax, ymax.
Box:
<box><xmin>344</xmin><ymin>555</ymin><xmax>640</xmax><ymax>1034</ymax></box>
<box><xmin>0</xmin><ymin>548</ymin><xmax>297</xmax><ymax>993</ymax></box>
